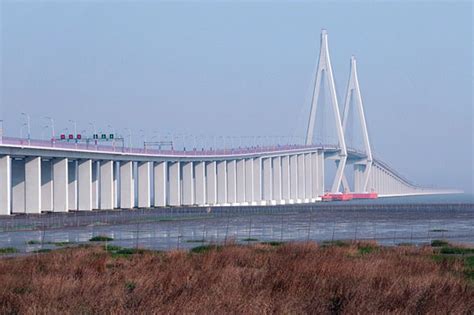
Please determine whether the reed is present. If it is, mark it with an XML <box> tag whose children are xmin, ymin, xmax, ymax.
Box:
<box><xmin>0</xmin><ymin>241</ymin><xmax>472</xmax><ymax>314</ymax></box>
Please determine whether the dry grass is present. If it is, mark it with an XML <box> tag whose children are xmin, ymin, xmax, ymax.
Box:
<box><xmin>0</xmin><ymin>242</ymin><xmax>473</xmax><ymax>314</ymax></box>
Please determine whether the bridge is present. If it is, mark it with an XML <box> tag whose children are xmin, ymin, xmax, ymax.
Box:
<box><xmin>0</xmin><ymin>30</ymin><xmax>457</xmax><ymax>215</ymax></box>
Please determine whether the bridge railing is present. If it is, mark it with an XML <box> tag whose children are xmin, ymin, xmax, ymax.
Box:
<box><xmin>372</xmin><ymin>157</ymin><xmax>419</xmax><ymax>188</ymax></box>
<box><xmin>0</xmin><ymin>136</ymin><xmax>327</xmax><ymax>157</ymax></box>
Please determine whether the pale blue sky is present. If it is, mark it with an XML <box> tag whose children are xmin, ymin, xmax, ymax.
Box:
<box><xmin>0</xmin><ymin>1</ymin><xmax>472</xmax><ymax>192</ymax></box>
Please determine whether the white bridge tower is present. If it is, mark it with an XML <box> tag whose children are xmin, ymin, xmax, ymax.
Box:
<box><xmin>305</xmin><ymin>30</ymin><xmax>347</xmax><ymax>193</ymax></box>
<box><xmin>341</xmin><ymin>56</ymin><xmax>373</xmax><ymax>192</ymax></box>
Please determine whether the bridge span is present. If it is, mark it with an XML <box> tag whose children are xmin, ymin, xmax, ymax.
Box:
<box><xmin>0</xmin><ymin>30</ymin><xmax>458</xmax><ymax>215</ymax></box>
<box><xmin>0</xmin><ymin>137</ymin><xmax>455</xmax><ymax>215</ymax></box>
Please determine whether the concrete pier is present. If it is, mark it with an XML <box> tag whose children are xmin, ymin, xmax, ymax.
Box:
<box><xmin>0</xmin><ymin>156</ymin><xmax>11</xmax><ymax>215</ymax></box>
<box><xmin>154</xmin><ymin>162</ymin><xmax>167</xmax><ymax>207</ymax></box>
<box><xmin>281</xmin><ymin>155</ymin><xmax>290</xmax><ymax>203</ymax></box>
<box><xmin>168</xmin><ymin>162</ymin><xmax>180</xmax><ymax>206</ymax></box>
<box><xmin>206</xmin><ymin>161</ymin><xmax>217</xmax><ymax>205</ymax></box>
<box><xmin>217</xmin><ymin>161</ymin><xmax>227</xmax><ymax>205</ymax></box>
<box><xmin>68</xmin><ymin>160</ymin><xmax>77</xmax><ymax>210</ymax></box>
<box><xmin>120</xmin><ymin>161</ymin><xmax>134</xmax><ymax>209</ymax></box>
<box><xmin>25</xmin><ymin>157</ymin><xmax>41</xmax><ymax>214</ymax></box>
<box><xmin>182</xmin><ymin>162</ymin><xmax>194</xmax><ymax>206</ymax></box>
<box><xmin>194</xmin><ymin>162</ymin><xmax>206</xmax><ymax>205</ymax></box>
<box><xmin>262</xmin><ymin>157</ymin><xmax>272</xmax><ymax>204</ymax></box>
<box><xmin>227</xmin><ymin>160</ymin><xmax>237</xmax><ymax>205</ymax></box>
<box><xmin>253</xmin><ymin>158</ymin><xmax>262</xmax><ymax>205</ymax></box>
<box><xmin>100</xmin><ymin>160</ymin><xmax>114</xmax><ymax>210</ymax></box>
<box><xmin>236</xmin><ymin>159</ymin><xmax>246</xmax><ymax>204</ymax></box>
<box><xmin>304</xmin><ymin>154</ymin><xmax>312</xmax><ymax>201</ymax></box>
<box><xmin>138</xmin><ymin>161</ymin><xmax>151</xmax><ymax>208</ymax></box>
<box><xmin>272</xmin><ymin>156</ymin><xmax>282</xmax><ymax>204</ymax></box>
<box><xmin>289</xmin><ymin>155</ymin><xmax>298</xmax><ymax>203</ymax></box>
<box><xmin>78</xmin><ymin>159</ymin><xmax>93</xmax><ymax>211</ymax></box>
<box><xmin>244</xmin><ymin>159</ymin><xmax>254</xmax><ymax>204</ymax></box>
<box><xmin>41</xmin><ymin>159</ymin><xmax>53</xmax><ymax>212</ymax></box>
<box><xmin>53</xmin><ymin>158</ymin><xmax>68</xmax><ymax>212</ymax></box>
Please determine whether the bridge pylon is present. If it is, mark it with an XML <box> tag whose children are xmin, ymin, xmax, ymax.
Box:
<box><xmin>341</xmin><ymin>56</ymin><xmax>373</xmax><ymax>192</ymax></box>
<box><xmin>305</xmin><ymin>30</ymin><xmax>347</xmax><ymax>193</ymax></box>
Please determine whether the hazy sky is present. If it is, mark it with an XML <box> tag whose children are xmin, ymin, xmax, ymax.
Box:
<box><xmin>0</xmin><ymin>1</ymin><xmax>472</xmax><ymax>193</ymax></box>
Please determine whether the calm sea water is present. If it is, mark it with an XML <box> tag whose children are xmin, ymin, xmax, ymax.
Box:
<box><xmin>0</xmin><ymin>194</ymin><xmax>472</xmax><ymax>254</ymax></box>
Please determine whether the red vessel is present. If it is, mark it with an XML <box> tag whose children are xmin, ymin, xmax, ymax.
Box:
<box><xmin>321</xmin><ymin>193</ymin><xmax>353</xmax><ymax>201</ymax></box>
<box><xmin>351</xmin><ymin>192</ymin><xmax>378</xmax><ymax>199</ymax></box>
<box><xmin>321</xmin><ymin>192</ymin><xmax>378</xmax><ymax>201</ymax></box>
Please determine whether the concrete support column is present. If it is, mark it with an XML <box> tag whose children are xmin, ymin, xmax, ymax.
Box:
<box><xmin>353</xmin><ymin>165</ymin><xmax>360</xmax><ymax>193</ymax></box>
<box><xmin>53</xmin><ymin>158</ymin><xmax>68</xmax><ymax>212</ymax></box>
<box><xmin>244</xmin><ymin>159</ymin><xmax>254</xmax><ymax>204</ymax></box>
<box><xmin>262</xmin><ymin>157</ymin><xmax>272</xmax><ymax>204</ymax></box>
<box><xmin>368</xmin><ymin>166</ymin><xmax>374</xmax><ymax>192</ymax></box>
<box><xmin>379</xmin><ymin>168</ymin><xmax>383</xmax><ymax>194</ymax></box>
<box><xmin>379</xmin><ymin>168</ymin><xmax>383</xmax><ymax>193</ymax></box>
<box><xmin>386</xmin><ymin>172</ymin><xmax>390</xmax><ymax>194</ymax></box>
<box><xmin>236</xmin><ymin>159</ymin><xmax>246</xmax><ymax>204</ymax></box>
<box><xmin>375</xmin><ymin>167</ymin><xmax>380</xmax><ymax>194</ymax></box>
<box><xmin>289</xmin><ymin>155</ymin><xmax>298</xmax><ymax>202</ymax></box>
<box><xmin>169</xmin><ymin>162</ymin><xmax>181</xmax><ymax>206</ymax></box>
<box><xmin>374</xmin><ymin>167</ymin><xmax>381</xmax><ymax>194</ymax></box>
<box><xmin>182</xmin><ymin>162</ymin><xmax>194</xmax><ymax>205</ymax></box>
<box><xmin>387</xmin><ymin>175</ymin><xmax>391</xmax><ymax>194</ymax></box>
<box><xmin>253</xmin><ymin>158</ymin><xmax>262</xmax><ymax>204</ymax></box>
<box><xmin>206</xmin><ymin>161</ymin><xmax>217</xmax><ymax>205</ymax></box>
<box><xmin>353</xmin><ymin>164</ymin><xmax>365</xmax><ymax>193</ymax></box>
<box><xmin>132</xmin><ymin>162</ymin><xmax>137</xmax><ymax>207</ymax></box>
<box><xmin>382</xmin><ymin>170</ymin><xmax>387</xmax><ymax>194</ymax></box>
<box><xmin>25</xmin><ymin>157</ymin><xmax>41</xmax><ymax>214</ymax></box>
<box><xmin>137</xmin><ymin>162</ymin><xmax>151</xmax><ymax>208</ymax></box>
<box><xmin>378</xmin><ymin>169</ymin><xmax>382</xmax><ymax>194</ymax></box>
<box><xmin>304</xmin><ymin>154</ymin><xmax>312</xmax><ymax>202</ymax></box>
<box><xmin>120</xmin><ymin>161</ymin><xmax>134</xmax><ymax>209</ymax></box>
<box><xmin>113</xmin><ymin>162</ymin><xmax>119</xmax><ymax>208</ymax></box>
<box><xmin>311</xmin><ymin>153</ymin><xmax>319</xmax><ymax>199</ymax></box>
<box><xmin>68</xmin><ymin>160</ymin><xmax>77</xmax><ymax>210</ymax></box>
<box><xmin>281</xmin><ymin>155</ymin><xmax>290</xmax><ymax>202</ymax></box>
<box><xmin>153</xmin><ymin>162</ymin><xmax>167</xmax><ymax>207</ymax></box>
<box><xmin>379</xmin><ymin>169</ymin><xmax>383</xmax><ymax>194</ymax></box>
<box><xmin>272</xmin><ymin>156</ymin><xmax>282</xmax><ymax>204</ymax></box>
<box><xmin>78</xmin><ymin>159</ymin><xmax>93</xmax><ymax>211</ymax></box>
<box><xmin>297</xmin><ymin>154</ymin><xmax>305</xmax><ymax>202</ymax></box>
<box><xmin>41</xmin><ymin>159</ymin><xmax>53</xmax><ymax>211</ymax></box>
<box><xmin>194</xmin><ymin>162</ymin><xmax>206</xmax><ymax>205</ymax></box>
<box><xmin>92</xmin><ymin>161</ymin><xmax>99</xmax><ymax>209</ymax></box>
<box><xmin>389</xmin><ymin>174</ymin><xmax>394</xmax><ymax>194</ymax></box>
<box><xmin>217</xmin><ymin>161</ymin><xmax>227</xmax><ymax>205</ymax></box>
<box><xmin>11</xmin><ymin>159</ymin><xmax>25</xmax><ymax>213</ymax></box>
<box><xmin>100</xmin><ymin>160</ymin><xmax>114</xmax><ymax>210</ymax></box>
<box><xmin>317</xmin><ymin>151</ymin><xmax>325</xmax><ymax>195</ymax></box>
<box><xmin>0</xmin><ymin>155</ymin><xmax>11</xmax><ymax>215</ymax></box>
<box><xmin>227</xmin><ymin>160</ymin><xmax>237</xmax><ymax>205</ymax></box>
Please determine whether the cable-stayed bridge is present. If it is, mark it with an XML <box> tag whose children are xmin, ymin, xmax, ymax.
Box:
<box><xmin>0</xmin><ymin>30</ymin><xmax>458</xmax><ymax>215</ymax></box>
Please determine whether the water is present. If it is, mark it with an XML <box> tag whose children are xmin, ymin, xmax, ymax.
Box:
<box><xmin>0</xmin><ymin>194</ymin><xmax>472</xmax><ymax>254</ymax></box>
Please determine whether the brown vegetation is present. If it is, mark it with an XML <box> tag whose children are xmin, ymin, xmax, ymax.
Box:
<box><xmin>0</xmin><ymin>242</ymin><xmax>473</xmax><ymax>314</ymax></box>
